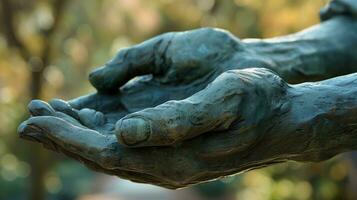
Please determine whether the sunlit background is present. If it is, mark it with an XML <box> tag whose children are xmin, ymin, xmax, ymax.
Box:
<box><xmin>1</xmin><ymin>0</ymin><xmax>356</xmax><ymax>199</ymax></box>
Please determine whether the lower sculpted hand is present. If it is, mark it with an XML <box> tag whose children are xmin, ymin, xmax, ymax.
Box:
<box><xmin>18</xmin><ymin>68</ymin><xmax>305</xmax><ymax>189</ymax></box>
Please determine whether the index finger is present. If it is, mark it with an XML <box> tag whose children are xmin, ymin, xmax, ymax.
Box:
<box><xmin>89</xmin><ymin>32</ymin><xmax>174</xmax><ymax>93</ymax></box>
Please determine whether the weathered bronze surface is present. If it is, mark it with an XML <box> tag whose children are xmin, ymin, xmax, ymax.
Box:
<box><xmin>18</xmin><ymin>0</ymin><xmax>357</xmax><ymax>189</ymax></box>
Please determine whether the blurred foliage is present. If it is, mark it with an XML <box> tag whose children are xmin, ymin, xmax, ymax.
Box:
<box><xmin>1</xmin><ymin>0</ymin><xmax>356</xmax><ymax>199</ymax></box>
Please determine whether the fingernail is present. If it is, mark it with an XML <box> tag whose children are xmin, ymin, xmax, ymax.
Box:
<box><xmin>116</xmin><ymin>118</ymin><xmax>151</xmax><ymax>146</ymax></box>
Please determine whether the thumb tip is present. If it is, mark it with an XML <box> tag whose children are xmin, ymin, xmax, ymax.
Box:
<box><xmin>89</xmin><ymin>66</ymin><xmax>121</xmax><ymax>94</ymax></box>
<box><xmin>89</xmin><ymin>67</ymin><xmax>105</xmax><ymax>86</ymax></box>
<box><xmin>115</xmin><ymin>117</ymin><xmax>151</xmax><ymax>146</ymax></box>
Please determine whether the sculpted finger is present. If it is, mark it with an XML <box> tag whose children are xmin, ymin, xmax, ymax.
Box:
<box><xmin>68</xmin><ymin>93</ymin><xmax>126</xmax><ymax>115</ymax></box>
<box><xmin>115</xmin><ymin>71</ymin><xmax>243</xmax><ymax>147</ymax></box>
<box><xmin>18</xmin><ymin>118</ymin><xmax>168</xmax><ymax>186</ymax></box>
<box><xmin>49</xmin><ymin>99</ymin><xmax>79</xmax><ymax>119</ymax></box>
<box><xmin>47</xmin><ymin>97</ymin><xmax>117</xmax><ymax>133</ymax></box>
<box><xmin>49</xmin><ymin>99</ymin><xmax>112</xmax><ymax>131</ymax></box>
<box><xmin>28</xmin><ymin>100</ymin><xmax>55</xmax><ymax>116</ymax></box>
<box><xmin>77</xmin><ymin>108</ymin><xmax>115</xmax><ymax>134</ymax></box>
<box><xmin>28</xmin><ymin>99</ymin><xmax>85</xmax><ymax>128</ymax></box>
<box><xmin>18</xmin><ymin>116</ymin><xmax>117</xmax><ymax>161</ymax></box>
<box><xmin>18</xmin><ymin>120</ymin><xmax>60</xmax><ymax>152</ymax></box>
<box><xmin>89</xmin><ymin>33</ymin><xmax>174</xmax><ymax>93</ymax></box>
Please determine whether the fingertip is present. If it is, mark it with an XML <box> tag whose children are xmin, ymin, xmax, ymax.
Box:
<box><xmin>78</xmin><ymin>108</ymin><xmax>106</xmax><ymax>127</ymax></box>
<box><xmin>89</xmin><ymin>66</ymin><xmax>104</xmax><ymax>85</ymax></box>
<box><xmin>115</xmin><ymin>117</ymin><xmax>151</xmax><ymax>146</ymax></box>
<box><xmin>89</xmin><ymin>66</ymin><xmax>120</xmax><ymax>93</ymax></box>
<box><xmin>17</xmin><ymin>120</ymin><xmax>28</xmax><ymax>137</ymax></box>
<box><xmin>28</xmin><ymin>100</ymin><xmax>55</xmax><ymax>116</ymax></box>
<box><xmin>17</xmin><ymin>119</ymin><xmax>44</xmax><ymax>142</ymax></box>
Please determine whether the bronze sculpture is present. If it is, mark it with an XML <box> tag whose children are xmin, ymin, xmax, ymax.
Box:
<box><xmin>18</xmin><ymin>0</ymin><xmax>357</xmax><ymax>189</ymax></box>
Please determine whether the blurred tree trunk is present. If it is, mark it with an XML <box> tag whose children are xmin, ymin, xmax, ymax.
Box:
<box><xmin>0</xmin><ymin>0</ymin><xmax>67</xmax><ymax>200</ymax></box>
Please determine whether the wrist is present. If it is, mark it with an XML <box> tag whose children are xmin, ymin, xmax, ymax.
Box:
<box><xmin>240</xmin><ymin>17</ymin><xmax>357</xmax><ymax>83</ymax></box>
<box><xmin>285</xmin><ymin>75</ymin><xmax>357</xmax><ymax>161</ymax></box>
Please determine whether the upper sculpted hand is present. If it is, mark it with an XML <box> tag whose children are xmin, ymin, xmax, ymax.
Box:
<box><xmin>84</xmin><ymin>28</ymin><xmax>249</xmax><ymax>114</ymax></box>
<box><xmin>89</xmin><ymin>27</ymin><xmax>242</xmax><ymax>93</ymax></box>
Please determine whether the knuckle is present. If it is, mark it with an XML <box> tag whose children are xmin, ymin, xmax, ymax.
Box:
<box><xmin>117</xmin><ymin>47</ymin><xmax>130</xmax><ymax>56</ymax></box>
<box><xmin>243</xmin><ymin>68</ymin><xmax>282</xmax><ymax>82</ymax></box>
<box><xmin>219</xmin><ymin>68</ymin><xmax>287</xmax><ymax>92</ymax></box>
<box><xmin>110</xmin><ymin>48</ymin><xmax>131</xmax><ymax>65</ymax></box>
<box><xmin>195</xmin><ymin>27</ymin><xmax>233</xmax><ymax>39</ymax></box>
<box><xmin>197</xmin><ymin>27</ymin><xmax>216</xmax><ymax>34</ymax></box>
<box><xmin>211</xmin><ymin>28</ymin><xmax>239</xmax><ymax>42</ymax></box>
<box><xmin>221</xmin><ymin>70</ymin><xmax>241</xmax><ymax>82</ymax></box>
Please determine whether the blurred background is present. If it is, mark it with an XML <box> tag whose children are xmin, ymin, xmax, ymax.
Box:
<box><xmin>1</xmin><ymin>0</ymin><xmax>356</xmax><ymax>199</ymax></box>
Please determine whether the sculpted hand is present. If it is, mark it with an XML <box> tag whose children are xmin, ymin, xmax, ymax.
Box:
<box><xmin>19</xmin><ymin>68</ymin><xmax>304</xmax><ymax>189</ymax></box>
<box><xmin>90</xmin><ymin>27</ymin><xmax>242</xmax><ymax>91</ymax></box>
<box><xmin>86</xmin><ymin>28</ymin><xmax>256</xmax><ymax>113</ymax></box>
